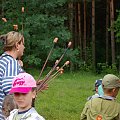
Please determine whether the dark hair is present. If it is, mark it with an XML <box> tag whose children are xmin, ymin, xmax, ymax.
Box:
<box><xmin>31</xmin><ymin>87</ymin><xmax>37</xmax><ymax>107</ymax></box>
<box><xmin>95</xmin><ymin>79</ymin><xmax>102</xmax><ymax>87</ymax></box>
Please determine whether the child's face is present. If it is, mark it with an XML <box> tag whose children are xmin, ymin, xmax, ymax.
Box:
<box><xmin>13</xmin><ymin>90</ymin><xmax>36</xmax><ymax>111</ymax></box>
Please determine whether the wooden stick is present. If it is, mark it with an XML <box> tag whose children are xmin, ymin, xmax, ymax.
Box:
<box><xmin>37</xmin><ymin>60</ymin><xmax>70</xmax><ymax>92</ymax></box>
<box><xmin>38</xmin><ymin>37</ymin><xmax>58</xmax><ymax>79</ymax></box>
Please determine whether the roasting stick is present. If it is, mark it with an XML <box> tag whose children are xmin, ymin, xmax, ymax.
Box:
<box><xmin>38</xmin><ymin>61</ymin><xmax>70</xmax><ymax>89</ymax></box>
<box><xmin>21</xmin><ymin>7</ymin><xmax>24</xmax><ymax>34</ymax></box>
<box><xmin>50</xmin><ymin>61</ymin><xmax>70</xmax><ymax>79</ymax></box>
<box><xmin>37</xmin><ymin>41</ymin><xmax>71</xmax><ymax>92</ymax></box>
<box><xmin>38</xmin><ymin>61</ymin><xmax>70</xmax><ymax>91</ymax></box>
<box><xmin>38</xmin><ymin>37</ymin><xmax>58</xmax><ymax>80</ymax></box>
<box><xmin>45</xmin><ymin>42</ymin><xmax>71</xmax><ymax>79</ymax></box>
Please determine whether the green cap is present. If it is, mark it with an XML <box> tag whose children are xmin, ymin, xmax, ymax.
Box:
<box><xmin>102</xmin><ymin>74</ymin><xmax>120</xmax><ymax>88</ymax></box>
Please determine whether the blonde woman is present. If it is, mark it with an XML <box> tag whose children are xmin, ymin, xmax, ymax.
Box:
<box><xmin>0</xmin><ymin>31</ymin><xmax>25</xmax><ymax>119</ymax></box>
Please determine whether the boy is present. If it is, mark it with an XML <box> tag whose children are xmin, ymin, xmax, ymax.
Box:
<box><xmin>81</xmin><ymin>74</ymin><xmax>120</xmax><ymax>120</ymax></box>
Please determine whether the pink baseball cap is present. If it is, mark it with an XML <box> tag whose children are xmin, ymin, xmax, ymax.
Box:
<box><xmin>9</xmin><ymin>72</ymin><xmax>37</xmax><ymax>94</ymax></box>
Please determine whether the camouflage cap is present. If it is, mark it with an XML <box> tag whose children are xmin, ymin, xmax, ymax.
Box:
<box><xmin>102</xmin><ymin>74</ymin><xmax>120</xmax><ymax>88</ymax></box>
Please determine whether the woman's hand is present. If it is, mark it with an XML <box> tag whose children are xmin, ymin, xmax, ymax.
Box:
<box><xmin>18</xmin><ymin>60</ymin><xmax>23</xmax><ymax>67</ymax></box>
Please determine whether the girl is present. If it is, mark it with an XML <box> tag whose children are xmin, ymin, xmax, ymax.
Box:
<box><xmin>7</xmin><ymin>72</ymin><xmax>45</xmax><ymax>120</ymax></box>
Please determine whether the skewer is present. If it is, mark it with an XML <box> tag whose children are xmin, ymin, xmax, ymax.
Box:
<box><xmin>38</xmin><ymin>37</ymin><xmax>58</xmax><ymax>80</ymax></box>
<box><xmin>37</xmin><ymin>60</ymin><xmax>70</xmax><ymax>92</ymax></box>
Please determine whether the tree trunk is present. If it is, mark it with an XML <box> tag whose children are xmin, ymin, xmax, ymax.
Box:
<box><xmin>77</xmin><ymin>2</ymin><xmax>82</xmax><ymax>59</ymax></box>
<box><xmin>83</xmin><ymin>0</ymin><xmax>87</xmax><ymax>61</ymax></box>
<box><xmin>106</xmin><ymin>0</ymin><xmax>110</xmax><ymax>64</ymax></box>
<box><xmin>92</xmin><ymin>0</ymin><xmax>96</xmax><ymax>70</ymax></box>
<box><xmin>74</xmin><ymin>3</ymin><xmax>77</xmax><ymax>48</ymax></box>
<box><xmin>68</xmin><ymin>1</ymin><xmax>75</xmax><ymax>70</ymax></box>
<box><xmin>110</xmin><ymin>0</ymin><xmax>115</xmax><ymax>64</ymax></box>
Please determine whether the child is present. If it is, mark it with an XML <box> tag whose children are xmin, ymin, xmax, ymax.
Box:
<box><xmin>81</xmin><ymin>74</ymin><xmax>120</xmax><ymax>120</ymax></box>
<box><xmin>87</xmin><ymin>79</ymin><xmax>103</xmax><ymax>100</ymax></box>
<box><xmin>6</xmin><ymin>72</ymin><xmax>45</xmax><ymax>120</ymax></box>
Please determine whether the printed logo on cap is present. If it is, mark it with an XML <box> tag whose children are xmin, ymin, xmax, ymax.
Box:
<box><xmin>13</xmin><ymin>77</ymin><xmax>25</xmax><ymax>87</ymax></box>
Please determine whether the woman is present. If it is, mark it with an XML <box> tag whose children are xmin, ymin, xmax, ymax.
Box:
<box><xmin>0</xmin><ymin>31</ymin><xmax>25</xmax><ymax>119</ymax></box>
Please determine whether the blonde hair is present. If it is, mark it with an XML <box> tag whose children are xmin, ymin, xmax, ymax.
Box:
<box><xmin>0</xmin><ymin>31</ymin><xmax>24</xmax><ymax>51</ymax></box>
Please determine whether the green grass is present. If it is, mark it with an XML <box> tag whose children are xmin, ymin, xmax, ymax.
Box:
<box><xmin>27</xmin><ymin>70</ymin><xmax>120</xmax><ymax>120</ymax></box>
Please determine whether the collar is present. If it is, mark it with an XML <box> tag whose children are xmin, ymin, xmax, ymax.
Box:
<box><xmin>18</xmin><ymin>108</ymin><xmax>32</xmax><ymax>114</ymax></box>
<box><xmin>2</xmin><ymin>52</ymin><xmax>13</xmax><ymax>58</ymax></box>
<box><xmin>99</xmin><ymin>95</ymin><xmax>116</xmax><ymax>101</ymax></box>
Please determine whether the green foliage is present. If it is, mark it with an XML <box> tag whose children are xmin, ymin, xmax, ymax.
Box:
<box><xmin>79</xmin><ymin>62</ymin><xmax>92</xmax><ymax>72</ymax></box>
<box><xmin>114</xmin><ymin>10</ymin><xmax>120</xmax><ymax>74</ymax></box>
<box><xmin>114</xmin><ymin>10</ymin><xmax>120</xmax><ymax>42</ymax></box>
<box><xmin>23</xmin><ymin>1</ymin><xmax>71</xmax><ymax>68</ymax></box>
<box><xmin>0</xmin><ymin>41</ymin><xmax>4</xmax><ymax>55</ymax></box>
<box><xmin>0</xmin><ymin>0</ymin><xmax>74</xmax><ymax>69</ymax></box>
<box><xmin>66</xmin><ymin>49</ymin><xmax>81</xmax><ymax>65</ymax></box>
<box><xmin>24</xmin><ymin>55</ymin><xmax>41</xmax><ymax>67</ymax></box>
<box><xmin>2</xmin><ymin>0</ymin><xmax>120</xmax><ymax>72</ymax></box>
<box><xmin>97</xmin><ymin>63</ymin><xmax>118</xmax><ymax>74</ymax></box>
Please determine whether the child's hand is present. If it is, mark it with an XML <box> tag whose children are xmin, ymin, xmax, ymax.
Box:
<box><xmin>37</xmin><ymin>80</ymin><xmax>49</xmax><ymax>91</ymax></box>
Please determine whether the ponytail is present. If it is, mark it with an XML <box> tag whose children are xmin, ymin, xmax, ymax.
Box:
<box><xmin>0</xmin><ymin>34</ymin><xmax>7</xmax><ymax>45</ymax></box>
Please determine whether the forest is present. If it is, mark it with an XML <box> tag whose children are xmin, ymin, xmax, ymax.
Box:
<box><xmin>0</xmin><ymin>0</ymin><xmax>120</xmax><ymax>74</ymax></box>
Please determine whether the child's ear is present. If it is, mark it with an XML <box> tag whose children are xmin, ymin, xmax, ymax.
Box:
<box><xmin>112</xmin><ymin>88</ymin><xmax>115</xmax><ymax>92</ymax></box>
<box><xmin>112</xmin><ymin>88</ymin><xmax>117</xmax><ymax>93</ymax></box>
<box><xmin>32</xmin><ymin>91</ymin><xmax>37</xmax><ymax>99</ymax></box>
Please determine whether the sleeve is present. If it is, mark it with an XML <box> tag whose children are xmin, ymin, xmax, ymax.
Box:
<box><xmin>6</xmin><ymin>109</ymin><xmax>18</xmax><ymax>120</ymax></box>
<box><xmin>0</xmin><ymin>62</ymin><xmax>5</xmax><ymax>78</ymax></box>
<box><xmin>2</xmin><ymin>59</ymin><xmax>21</xmax><ymax>95</ymax></box>
<box><xmin>80</xmin><ymin>102</ymin><xmax>89</xmax><ymax>120</ymax></box>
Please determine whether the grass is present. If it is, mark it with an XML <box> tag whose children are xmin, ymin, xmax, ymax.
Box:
<box><xmin>26</xmin><ymin>69</ymin><xmax>120</xmax><ymax>120</ymax></box>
